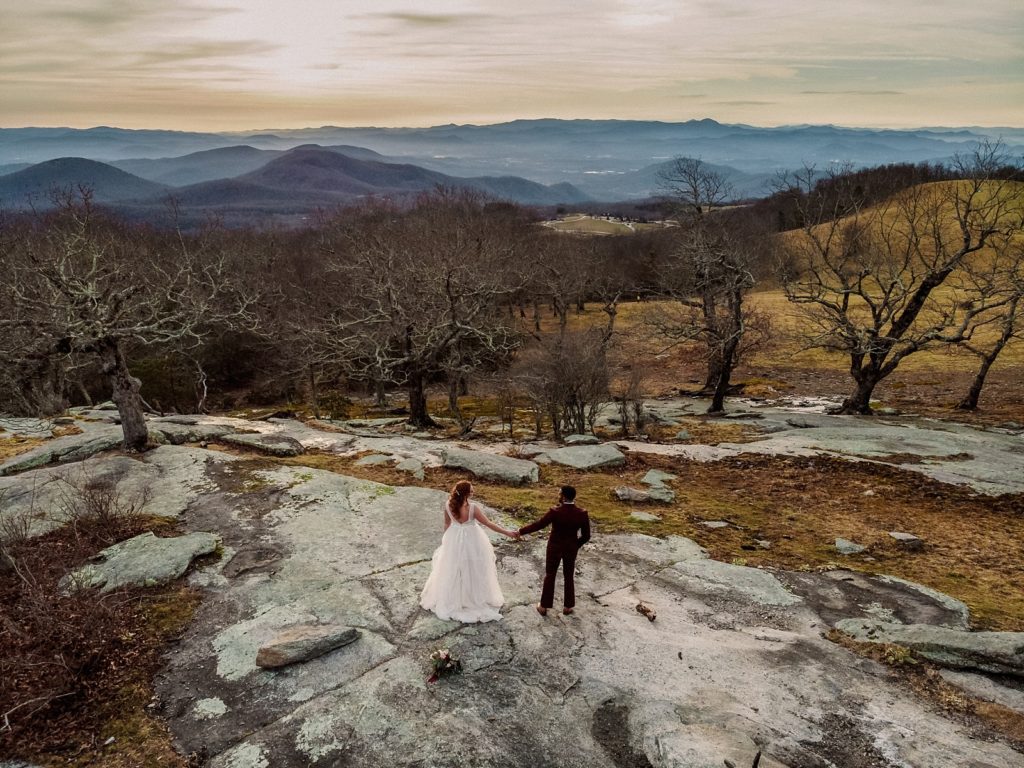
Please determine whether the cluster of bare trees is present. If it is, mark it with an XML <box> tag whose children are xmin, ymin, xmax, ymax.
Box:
<box><xmin>778</xmin><ymin>141</ymin><xmax>1024</xmax><ymax>413</ymax></box>
<box><xmin>0</xmin><ymin>193</ymin><xmax>259</xmax><ymax>449</ymax></box>
<box><xmin>0</xmin><ymin>188</ymin><xmax>666</xmax><ymax>445</ymax></box>
<box><xmin>2</xmin><ymin>143</ymin><xmax>1020</xmax><ymax>452</ymax></box>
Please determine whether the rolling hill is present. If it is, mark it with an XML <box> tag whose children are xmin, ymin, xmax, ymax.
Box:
<box><xmin>6</xmin><ymin>120</ymin><xmax>1021</xmax><ymax>204</ymax></box>
<box><xmin>0</xmin><ymin>157</ymin><xmax>168</xmax><ymax>208</ymax></box>
<box><xmin>125</xmin><ymin>147</ymin><xmax>590</xmax><ymax>212</ymax></box>
<box><xmin>110</xmin><ymin>143</ymin><xmax>394</xmax><ymax>187</ymax></box>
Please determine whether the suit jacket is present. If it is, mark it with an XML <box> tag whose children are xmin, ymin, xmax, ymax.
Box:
<box><xmin>519</xmin><ymin>502</ymin><xmax>591</xmax><ymax>551</ymax></box>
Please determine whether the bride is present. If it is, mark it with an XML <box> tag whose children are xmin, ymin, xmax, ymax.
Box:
<box><xmin>420</xmin><ymin>480</ymin><xmax>518</xmax><ymax>623</ymax></box>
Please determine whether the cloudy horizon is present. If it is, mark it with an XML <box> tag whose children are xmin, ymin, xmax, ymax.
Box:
<box><xmin>2</xmin><ymin>0</ymin><xmax>1022</xmax><ymax>131</ymax></box>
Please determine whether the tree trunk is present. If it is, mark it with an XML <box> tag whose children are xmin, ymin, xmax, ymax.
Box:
<box><xmin>74</xmin><ymin>379</ymin><xmax>93</xmax><ymax>407</ymax></box>
<box><xmin>308</xmin><ymin>364</ymin><xmax>320</xmax><ymax>419</ymax></box>
<box><xmin>407</xmin><ymin>372</ymin><xmax>436</xmax><ymax>428</ymax></box>
<box><xmin>101</xmin><ymin>339</ymin><xmax>149</xmax><ymax>451</ymax></box>
<box><xmin>708</xmin><ymin>335</ymin><xmax>740</xmax><ymax>414</ymax></box>
<box><xmin>840</xmin><ymin>377</ymin><xmax>877</xmax><ymax>415</ymax></box>
<box><xmin>374</xmin><ymin>378</ymin><xmax>387</xmax><ymax>408</ymax></box>
<box><xmin>447</xmin><ymin>376</ymin><xmax>464</xmax><ymax>426</ymax></box>
<box><xmin>956</xmin><ymin>299</ymin><xmax>1017</xmax><ymax>411</ymax></box>
<box><xmin>956</xmin><ymin>353</ymin><xmax>997</xmax><ymax>411</ymax></box>
<box><xmin>702</xmin><ymin>352</ymin><xmax>723</xmax><ymax>392</ymax></box>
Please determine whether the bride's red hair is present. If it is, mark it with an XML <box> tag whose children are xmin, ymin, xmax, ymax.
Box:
<box><xmin>449</xmin><ymin>480</ymin><xmax>472</xmax><ymax>516</ymax></box>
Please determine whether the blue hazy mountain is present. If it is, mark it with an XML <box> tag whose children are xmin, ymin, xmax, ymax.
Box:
<box><xmin>0</xmin><ymin>157</ymin><xmax>168</xmax><ymax>208</ymax></box>
<box><xmin>2</xmin><ymin>119</ymin><xmax>1019</xmax><ymax>204</ymax></box>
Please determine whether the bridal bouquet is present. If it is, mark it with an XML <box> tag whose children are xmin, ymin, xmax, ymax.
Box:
<box><xmin>427</xmin><ymin>648</ymin><xmax>463</xmax><ymax>683</ymax></box>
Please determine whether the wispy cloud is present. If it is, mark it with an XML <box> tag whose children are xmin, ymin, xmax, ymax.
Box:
<box><xmin>1</xmin><ymin>0</ymin><xmax>1021</xmax><ymax>129</ymax></box>
<box><xmin>801</xmin><ymin>90</ymin><xmax>905</xmax><ymax>96</ymax></box>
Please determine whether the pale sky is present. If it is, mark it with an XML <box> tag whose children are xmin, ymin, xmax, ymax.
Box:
<box><xmin>2</xmin><ymin>0</ymin><xmax>1022</xmax><ymax>130</ymax></box>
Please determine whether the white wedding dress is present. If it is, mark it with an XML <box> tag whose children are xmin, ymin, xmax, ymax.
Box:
<box><xmin>419</xmin><ymin>501</ymin><xmax>505</xmax><ymax>623</ymax></box>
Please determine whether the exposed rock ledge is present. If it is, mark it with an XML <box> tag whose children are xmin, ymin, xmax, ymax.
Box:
<box><xmin>3</xmin><ymin>419</ymin><xmax>1023</xmax><ymax>766</ymax></box>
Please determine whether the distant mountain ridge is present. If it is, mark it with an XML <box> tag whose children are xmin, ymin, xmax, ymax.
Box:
<box><xmin>0</xmin><ymin>146</ymin><xmax>590</xmax><ymax>217</ymax></box>
<box><xmin>0</xmin><ymin>157</ymin><xmax>167</xmax><ymax>208</ymax></box>
<box><xmin>1</xmin><ymin>119</ymin><xmax>1021</xmax><ymax>204</ymax></box>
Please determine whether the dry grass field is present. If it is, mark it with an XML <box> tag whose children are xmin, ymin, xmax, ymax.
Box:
<box><xmin>526</xmin><ymin>291</ymin><xmax>1024</xmax><ymax>423</ymax></box>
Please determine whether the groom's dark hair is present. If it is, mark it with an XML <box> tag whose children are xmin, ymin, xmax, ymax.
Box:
<box><xmin>560</xmin><ymin>485</ymin><xmax>577</xmax><ymax>502</ymax></box>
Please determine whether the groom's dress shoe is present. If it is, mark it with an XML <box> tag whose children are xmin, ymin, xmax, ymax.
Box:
<box><xmin>563</xmin><ymin>608</ymin><xmax>574</xmax><ymax>615</ymax></box>
<box><xmin>536</xmin><ymin>604</ymin><xmax>548</xmax><ymax>616</ymax></box>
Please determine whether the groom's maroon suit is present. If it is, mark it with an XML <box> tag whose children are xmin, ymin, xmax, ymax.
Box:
<box><xmin>519</xmin><ymin>502</ymin><xmax>591</xmax><ymax>609</ymax></box>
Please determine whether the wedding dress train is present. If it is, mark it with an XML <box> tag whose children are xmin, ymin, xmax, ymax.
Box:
<box><xmin>420</xmin><ymin>501</ymin><xmax>505</xmax><ymax>623</ymax></box>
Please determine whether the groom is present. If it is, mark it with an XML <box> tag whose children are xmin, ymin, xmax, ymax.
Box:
<box><xmin>518</xmin><ymin>485</ymin><xmax>591</xmax><ymax>616</ymax></box>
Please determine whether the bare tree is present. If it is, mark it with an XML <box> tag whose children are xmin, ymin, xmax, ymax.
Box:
<box><xmin>0</xmin><ymin>192</ymin><xmax>258</xmax><ymax>450</ymax></box>
<box><xmin>302</xmin><ymin>191</ymin><xmax>525</xmax><ymax>428</ymax></box>
<box><xmin>653</xmin><ymin>158</ymin><xmax>768</xmax><ymax>413</ymax></box>
<box><xmin>780</xmin><ymin>142</ymin><xmax>1023</xmax><ymax>414</ymax></box>
<box><xmin>954</xmin><ymin>238</ymin><xmax>1024</xmax><ymax>410</ymax></box>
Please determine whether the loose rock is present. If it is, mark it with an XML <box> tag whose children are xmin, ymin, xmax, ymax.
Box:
<box><xmin>630</xmin><ymin>511</ymin><xmax>662</xmax><ymax>522</ymax></box>
<box><xmin>545</xmin><ymin>443</ymin><xmax>625</xmax><ymax>470</ymax></box>
<box><xmin>442</xmin><ymin>447</ymin><xmax>539</xmax><ymax>484</ymax></box>
<box><xmin>835</xmin><ymin>538</ymin><xmax>867</xmax><ymax>555</ymax></box>
<box><xmin>563</xmin><ymin>434</ymin><xmax>600</xmax><ymax>445</ymax></box>
<box><xmin>889</xmin><ymin>531</ymin><xmax>924</xmax><ymax>550</ymax></box>
<box><xmin>256</xmin><ymin>625</ymin><xmax>360</xmax><ymax>669</ymax></box>
<box><xmin>616</xmin><ymin>486</ymin><xmax>651</xmax><ymax>502</ymax></box>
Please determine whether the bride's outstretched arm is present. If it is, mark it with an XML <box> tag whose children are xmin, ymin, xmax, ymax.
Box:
<box><xmin>473</xmin><ymin>505</ymin><xmax>517</xmax><ymax>538</ymax></box>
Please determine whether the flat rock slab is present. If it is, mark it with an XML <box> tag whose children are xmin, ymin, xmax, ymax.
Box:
<box><xmin>545</xmin><ymin>443</ymin><xmax>625</xmax><ymax>470</ymax></box>
<box><xmin>642</xmin><ymin>469</ymin><xmax>676</xmax><ymax>485</ymax></box>
<box><xmin>151</xmin><ymin>422</ymin><xmax>235</xmax><ymax>445</ymax></box>
<box><xmin>355</xmin><ymin>453</ymin><xmax>394</xmax><ymax>466</ymax></box>
<box><xmin>701</xmin><ymin>520</ymin><xmax>730</xmax><ymax>529</ymax></box>
<box><xmin>0</xmin><ymin>425</ymin><xmax>124</xmax><ymax>476</ymax></box>
<box><xmin>0</xmin><ymin>417</ymin><xmax>55</xmax><ymax>439</ymax></box>
<box><xmin>62</xmin><ymin>531</ymin><xmax>220</xmax><ymax>593</ymax></box>
<box><xmin>442</xmin><ymin>446</ymin><xmax>538</xmax><ymax>484</ymax></box>
<box><xmin>256</xmin><ymin>625</ymin><xmax>360</xmax><ymax>669</ymax></box>
<box><xmin>221</xmin><ymin>432</ymin><xmax>304</xmax><ymax>457</ymax></box>
<box><xmin>939</xmin><ymin>670</ymin><xmax>1024</xmax><ymax>714</ymax></box>
<box><xmin>667</xmin><ymin>558</ymin><xmax>803</xmax><ymax>606</ymax></box>
<box><xmin>342</xmin><ymin>417</ymin><xmax>407</xmax><ymax>429</ymax></box>
<box><xmin>780</xmin><ymin>570</ymin><xmax>971</xmax><ymax>629</ymax></box>
<box><xmin>835</xmin><ymin>619</ymin><xmax>1024</xmax><ymax>675</ymax></box>
<box><xmin>152</xmin><ymin>461</ymin><xmax>1024</xmax><ymax>768</ymax></box>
